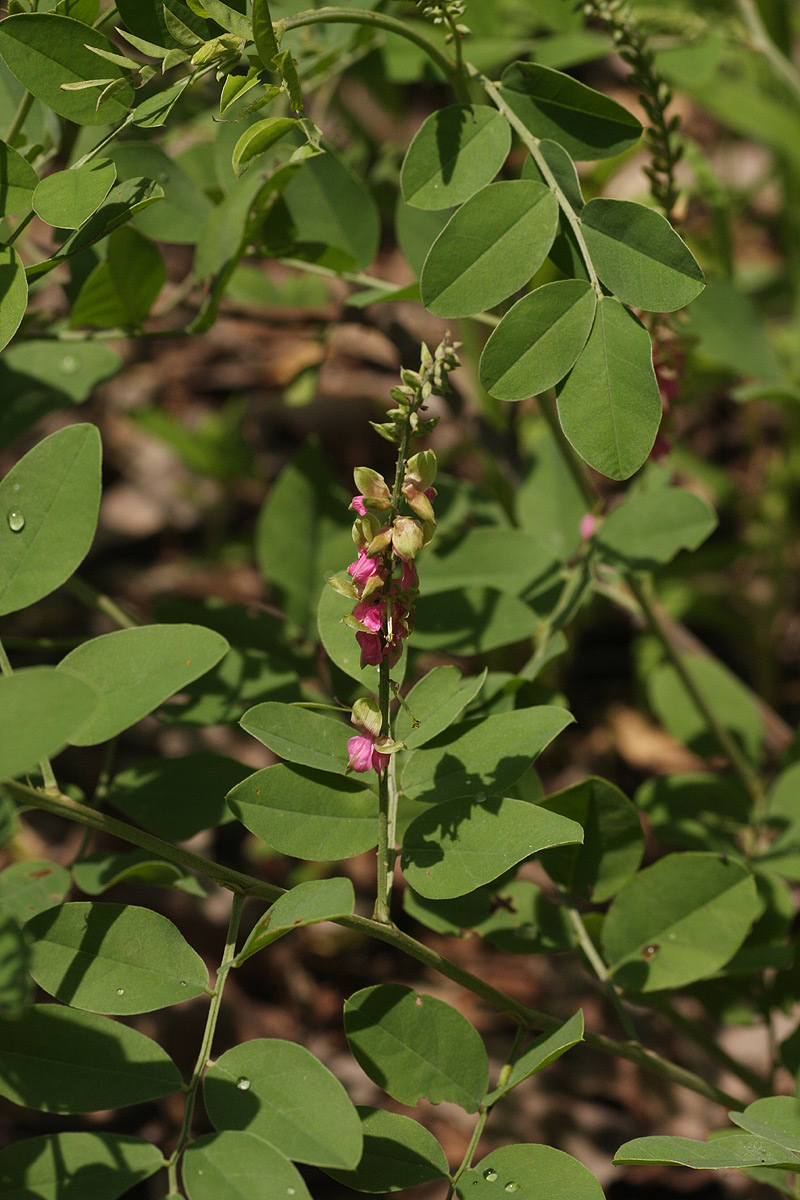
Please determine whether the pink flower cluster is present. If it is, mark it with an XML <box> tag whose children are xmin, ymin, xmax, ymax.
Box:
<box><xmin>347</xmin><ymin>547</ymin><xmax>418</xmax><ymax>669</ymax></box>
<box><xmin>347</xmin><ymin>730</ymin><xmax>390</xmax><ymax>774</ymax></box>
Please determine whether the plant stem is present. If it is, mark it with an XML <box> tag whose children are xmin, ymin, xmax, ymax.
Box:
<box><xmin>564</xmin><ymin>903</ymin><xmax>638</xmax><ymax>1041</ymax></box>
<box><xmin>276</xmin><ymin>8</ymin><xmax>467</xmax><ymax>100</ymax></box>
<box><xmin>374</xmin><ymin>656</ymin><xmax>392</xmax><ymax>924</ymax></box>
<box><xmin>4</xmin><ymin>91</ymin><xmax>34</xmax><ymax>145</ymax></box>
<box><xmin>385</xmin><ymin>750</ymin><xmax>400</xmax><ymax>909</ymax></box>
<box><xmin>649</xmin><ymin>997</ymin><xmax>773</xmax><ymax>1097</ymax></box>
<box><xmin>64</xmin><ymin>576</ymin><xmax>139</xmax><ymax>629</ymax></box>
<box><xmin>166</xmin><ymin>892</ymin><xmax>245</xmax><ymax>1192</ymax></box>
<box><xmin>469</xmin><ymin>65</ymin><xmax>601</xmax><ymax>292</ymax></box>
<box><xmin>735</xmin><ymin>0</ymin><xmax>800</xmax><ymax>104</ymax></box>
<box><xmin>4</xmin><ymin>777</ymin><xmax>751</xmax><ymax>1110</ymax></box>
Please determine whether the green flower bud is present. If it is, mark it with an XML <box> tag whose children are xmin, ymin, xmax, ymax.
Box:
<box><xmin>392</xmin><ymin>516</ymin><xmax>424</xmax><ymax>559</ymax></box>
<box><xmin>327</xmin><ymin>574</ymin><xmax>358</xmax><ymax>600</ymax></box>
<box><xmin>367</xmin><ymin>526</ymin><xmax>393</xmax><ymax>556</ymax></box>
<box><xmin>353</xmin><ymin>467</ymin><xmax>392</xmax><ymax>508</ymax></box>
<box><xmin>351</xmin><ymin>697</ymin><xmax>382</xmax><ymax>737</ymax></box>
<box><xmin>404</xmin><ymin>450</ymin><xmax>437</xmax><ymax>490</ymax></box>
<box><xmin>402</xmin><ymin>483</ymin><xmax>436</xmax><ymax>522</ymax></box>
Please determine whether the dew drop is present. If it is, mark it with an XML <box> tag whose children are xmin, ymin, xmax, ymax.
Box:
<box><xmin>7</xmin><ymin>510</ymin><xmax>25</xmax><ymax>533</ymax></box>
<box><xmin>474</xmin><ymin>793</ymin><xmax>486</xmax><ymax>804</ymax></box>
<box><xmin>11</xmin><ymin>483</ymin><xmax>19</xmax><ymax>491</ymax></box>
<box><xmin>287</xmin><ymin>1190</ymin><xmax>296</xmax><ymax>1196</ymax></box>
<box><xmin>116</xmin><ymin>988</ymin><xmax>125</xmax><ymax>995</ymax></box>
<box><xmin>180</xmin><ymin>980</ymin><xmax>188</xmax><ymax>987</ymax></box>
<box><xmin>60</xmin><ymin>355</ymin><xmax>77</xmax><ymax>374</ymax></box>
<box><xmin>504</xmin><ymin>1184</ymin><xmax>519</xmax><ymax>1194</ymax></box>
<box><xmin>236</xmin><ymin>1076</ymin><xmax>251</xmax><ymax>1090</ymax></box>
<box><xmin>483</xmin><ymin>1169</ymin><xmax>498</xmax><ymax>1182</ymax></box>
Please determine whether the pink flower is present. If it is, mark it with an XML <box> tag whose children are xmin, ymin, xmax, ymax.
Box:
<box><xmin>579</xmin><ymin>513</ymin><xmax>597</xmax><ymax>540</ymax></box>
<box><xmin>351</xmin><ymin>495</ymin><xmax>368</xmax><ymax>516</ymax></box>
<box><xmin>347</xmin><ymin>733</ymin><xmax>389</xmax><ymax>774</ymax></box>
<box><xmin>348</xmin><ymin>550</ymin><xmax>382</xmax><ymax>591</ymax></box>
<box><xmin>400</xmin><ymin>557</ymin><xmax>418</xmax><ymax>591</ymax></box>
<box><xmin>354</xmin><ymin>595</ymin><xmax>384</xmax><ymax>633</ymax></box>
<box><xmin>356</xmin><ymin>630</ymin><xmax>384</xmax><ymax>666</ymax></box>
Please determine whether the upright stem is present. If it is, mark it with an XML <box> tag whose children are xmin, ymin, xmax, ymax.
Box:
<box><xmin>565</xmin><ymin>902</ymin><xmax>638</xmax><ymax>1041</ymax></box>
<box><xmin>374</xmin><ymin>656</ymin><xmax>392</xmax><ymax>924</ymax></box>
<box><xmin>64</xmin><ymin>576</ymin><xmax>139</xmax><ymax>629</ymax></box>
<box><xmin>735</xmin><ymin>0</ymin><xmax>800</xmax><ymax>104</ymax></box>
<box><xmin>4</xmin><ymin>91</ymin><xmax>34</xmax><ymax>145</ymax></box>
<box><xmin>166</xmin><ymin>892</ymin><xmax>245</xmax><ymax>1193</ymax></box>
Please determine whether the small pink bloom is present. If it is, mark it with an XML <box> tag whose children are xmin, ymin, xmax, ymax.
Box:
<box><xmin>372</xmin><ymin>746</ymin><xmax>390</xmax><ymax>772</ymax></box>
<box><xmin>347</xmin><ymin>734</ymin><xmax>376</xmax><ymax>772</ymax></box>
<box><xmin>400</xmin><ymin>558</ymin><xmax>418</xmax><ymax>591</ymax></box>
<box><xmin>356</xmin><ymin>630</ymin><xmax>384</xmax><ymax>667</ymax></box>
<box><xmin>351</xmin><ymin>495</ymin><xmax>368</xmax><ymax>516</ymax></box>
<box><xmin>579</xmin><ymin>513</ymin><xmax>597</xmax><ymax>540</ymax></box>
<box><xmin>348</xmin><ymin>550</ymin><xmax>381</xmax><ymax>590</ymax></box>
<box><xmin>354</xmin><ymin>595</ymin><xmax>384</xmax><ymax>633</ymax></box>
<box><xmin>424</xmin><ymin>487</ymin><xmax>435</xmax><ymax>500</ymax></box>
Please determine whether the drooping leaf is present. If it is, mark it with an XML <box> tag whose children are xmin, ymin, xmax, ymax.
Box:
<box><xmin>108</xmin><ymin>753</ymin><xmax>247</xmax><ymax>841</ymax></box>
<box><xmin>0</xmin><ymin>670</ymin><xmax>96</xmax><ymax>781</ymax></box>
<box><xmin>556</xmin><ymin>297</ymin><xmax>662</xmax><ymax>480</ymax></box>
<box><xmin>499</xmin><ymin>61</ymin><xmax>642</xmax><ymax>159</ymax></box>
<box><xmin>402</xmin><ymin>795</ymin><xmax>582</xmax><ymax>900</ymax></box>
<box><xmin>458</xmin><ymin>1143</ymin><xmax>605</xmax><ymax>1199</ymax></box>
<box><xmin>401</xmin><ymin>104</ymin><xmax>511</xmax><ymax>210</ymax></box>
<box><xmin>227</xmin><ymin>764</ymin><xmax>378</xmax><ymax>860</ymax></box>
<box><xmin>0</xmin><ymin>246</ymin><xmax>28</xmax><ymax>353</ymax></box>
<box><xmin>0</xmin><ymin>859</ymin><xmax>71</xmax><ymax>923</ymax></box>
<box><xmin>344</xmin><ymin>984</ymin><xmax>489</xmax><ymax>1112</ymax></box>
<box><xmin>204</xmin><ymin>1038</ymin><xmax>362</xmax><ymax>1169</ymax></box>
<box><xmin>71</xmin><ymin>226</ymin><xmax>166</xmax><ymax>329</ymax></box>
<box><xmin>395</xmin><ymin>667</ymin><xmax>487</xmax><ymax>750</ymax></box>
<box><xmin>25</xmin><ymin>901</ymin><xmax>209</xmax><ymax>1014</ymax></box>
<box><xmin>421</xmin><ymin>180</ymin><xmax>559</xmax><ymax>317</ymax></box>
<box><xmin>0</xmin><ymin>1132</ymin><xmax>164</xmax><ymax>1200</ymax></box>
<box><xmin>0</xmin><ymin>423</ymin><xmax>101</xmax><ymax>615</ymax></box>
<box><xmin>402</xmin><ymin>707</ymin><xmax>573</xmax><ymax>804</ymax></box>
<box><xmin>0</xmin><ymin>139</ymin><xmax>38</xmax><ymax>218</ymax></box>
<box><xmin>0</xmin><ymin>909</ymin><xmax>31</xmax><ymax>1018</ymax></box>
<box><xmin>601</xmin><ymin>852</ymin><xmax>760</xmax><ymax>992</ymax></box>
<box><xmin>596</xmin><ymin>486</ymin><xmax>717</xmax><ymax>569</ymax></box>
<box><xmin>252</xmin><ymin>0</ymin><xmax>279</xmax><ymax>68</ymax></box>
<box><xmin>484</xmin><ymin>1011</ymin><xmax>584</xmax><ymax>1104</ymax></box>
<box><xmin>240</xmin><ymin>702</ymin><xmax>351</xmax><ymax>775</ymax></box>
<box><xmin>613</xmin><ymin>1134</ymin><xmax>800</xmax><ymax>1171</ymax></box>
<box><xmin>325</xmin><ymin>1107</ymin><xmax>450</xmax><ymax>1192</ymax></box>
<box><xmin>537</xmin><ymin>777</ymin><xmax>644</xmax><ymax>903</ymax></box>
<box><xmin>33</xmin><ymin>160</ymin><xmax>116</xmax><ymax>229</ymax></box>
<box><xmin>0</xmin><ymin>14</ymin><xmax>134</xmax><ymax>125</ymax></box>
<box><xmin>55</xmin><ymin>624</ymin><xmax>229</xmax><ymax>745</ymax></box>
<box><xmin>183</xmin><ymin>1132</ymin><xmax>311</xmax><ymax>1200</ymax></box>
<box><xmin>234</xmin><ymin>877</ymin><xmax>355</xmax><ymax>965</ymax></box>
<box><xmin>474</xmin><ymin>879</ymin><xmax>574</xmax><ymax>954</ymax></box>
<box><xmin>480</xmin><ymin>279</ymin><xmax>597</xmax><ymax>400</ymax></box>
<box><xmin>0</xmin><ymin>1004</ymin><xmax>182</xmax><ymax>1112</ymax></box>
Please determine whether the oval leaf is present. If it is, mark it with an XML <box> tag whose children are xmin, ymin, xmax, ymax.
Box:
<box><xmin>395</xmin><ymin>666</ymin><xmax>487</xmax><ymax>750</ymax></box>
<box><xmin>413</xmin><ymin>587</ymin><xmax>540</xmax><ymax>654</ymax></box>
<box><xmin>596</xmin><ymin>486</ymin><xmax>717</xmax><ymax>568</ymax></box>
<box><xmin>0</xmin><ymin>14</ymin><xmax>134</xmax><ymax>126</ymax></box>
<box><xmin>204</xmin><ymin>1038</ymin><xmax>362</xmax><ymax>1169</ymax></box>
<box><xmin>480</xmin><ymin>279</ymin><xmax>597</xmax><ymax>400</ymax></box>
<box><xmin>402</xmin><ymin>707</ymin><xmax>574</xmax><ymax>804</ymax></box>
<box><xmin>108</xmin><ymin>753</ymin><xmax>247</xmax><ymax>841</ymax></box>
<box><xmin>55</xmin><ymin>624</ymin><xmax>229</xmax><ymax>745</ymax></box>
<box><xmin>402</xmin><ymin>795</ymin><xmax>582</xmax><ymax>900</ymax></box>
<box><xmin>240</xmin><ymin>702</ymin><xmax>351</xmax><ymax>775</ymax></box>
<box><xmin>614</xmin><ymin>1134</ymin><xmax>800</xmax><ymax>1171</ymax></box>
<box><xmin>344</xmin><ymin>984</ymin><xmax>489</xmax><ymax>1112</ymax></box>
<box><xmin>484</xmin><ymin>1011</ymin><xmax>584</xmax><ymax>1104</ymax></box>
<box><xmin>232</xmin><ymin>117</ymin><xmax>297</xmax><ymax>176</ymax></box>
<box><xmin>226</xmin><ymin>763</ymin><xmax>378</xmax><ymax>860</ymax></box>
<box><xmin>0</xmin><ymin>140</ymin><xmax>38</xmax><ymax>218</ymax></box>
<box><xmin>0</xmin><ymin>669</ymin><xmax>97</xmax><ymax>781</ymax></box>
<box><xmin>0</xmin><ymin>909</ymin><xmax>31</xmax><ymax>1019</ymax></box>
<box><xmin>401</xmin><ymin>104</ymin><xmax>511</xmax><ymax>210</ymax></box>
<box><xmin>325</xmin><ymin>1107</ymin><xmax>450</xmax><ymax>1192</ymax></box>
<box><xmin>582</xmin><ymin>198</ymin><xmax>705</xmax><ymax>311</ymax></box>
<box><xmin>183</xmin><ymin>1132</ymin><xmax>311</xmax><ymax>1200</ymax></box>
<box><xmin>0</xmin><ymin>423</ymin><xmax>102</xmax><ymax>616</ymax></box>
<box><xmin>0</xmin><ymin>859</ymin><xmax>71</xmax><ymax>923</ymax></box>
<box><xmin>33</xmin><ymin>160</ymin><xmax>117</xmax><ymax>229</ymax></box>
<box><xmin>729</xmin><ymin>1097</ymin><xmax>800</xmax><ymax>1154</ymax></box>
<box><xmin>601</xmin><ymin>852</ymin><xmax>760</xmax><ymax>992</ymax></box>
<box><xmin>0</xmin><ymin>245</ymin><xmax>28</xmax><ymax>353</ymax></box>
<box><xmin>235</xmin><ymin>877</ymin><xmax>355</xmax><ymax>964</ymax></box>
<box><xmin>647</xmin><ymin>653</ymin><xmax>765</xmax><ymax>765</ymax></box>
<box><xmin>0</xmin><ymin>1132</ymin><xmax>164</xmax><ymax>1200</ymax></box>
<box><xmin>25</xmin><ymin>901</ymin><xmax>208</xmax><ymax>1014</ymax></box>
<box><xmin>459</xmin><ymin>1144</ymin><xmax>606</xmax><ymax>1200</ymax></box>
<box><xmin>0</xmin><ymin>1004</ymin><xmax>182</xmax><ymax>1112</ymax></box>
<box><xmin>421</xmin><ymin>180</ymin><xmax>559</xmax><ymax>318</ymax></box>
<box><xmin>522</xmin><ymin>140</ymin><xmax>584</xmax><ymax>212</ymax></box>
<box><xmin>556</xmin><ymin>297</ymin><xmax>662</xmax><ymax>480</ymax></box>
<box><xmin>499</xmin><ymin>61</ymin><xmax>642</xmax><ymax>160</ymax></box>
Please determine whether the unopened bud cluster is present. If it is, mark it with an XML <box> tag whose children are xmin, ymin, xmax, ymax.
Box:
<box><xmin>413</xmin><ymin>0</ymin><xmax>469</xmax><ymax>37</ymax></box>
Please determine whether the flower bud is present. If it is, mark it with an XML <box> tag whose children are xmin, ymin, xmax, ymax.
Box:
<box><xmin>404</xmin><ymin>450</ymin><xmax>437</xmax><ymax>490</ymax></box>
<box><xmin>402</xmin><ymin>483</ymin><xmax>436</xmax><ymax>522</ymax></box>
<box><xmin>327</xmin><ymin>574</ymin><xmax>358</xmax><ymax>600</ymax></box>
<box><xmin>352</xmin><ymin>512</ymin><xmax>383</xmax><ymax>549</ymax></box>
<box><xmin>353</xmin><ymin>467</ymin><xmax>392</xmax><ymax>508</ymax></box>
<box><xmin>367</xmin><ymin>525</ymin><xmax>393</xmax><ymax>556</ymax></box>
<box><xmin>351</xmin><ymin>697</ymin><xmax>382</xmax><ymax>738</ymax></box>
<box><xmin>392</xmin><ymin>516</ymin><xmax>424</xmax><ymax>559</ymax></box>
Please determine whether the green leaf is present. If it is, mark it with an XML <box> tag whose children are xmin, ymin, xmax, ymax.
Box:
<box><xmin>471</xmin><ymin>879</ymin><xmax>574</xmax><ymax>954</ymax></box>
<box><xmin>108</xmin><ymin>753</ymin><xmax>246</xmax><ymax>840</ymax></box>
<box><xmin>484</xmin><ymin>1011</ymin><xmax>584</xmax><ymax>1104</ymax></box>
<box><xmin>25</xmin><ymin>901</ymin><xmax>209</xmax><ymax>1014</ymax></box>
<box><xmin>232</xmin><ymin>117</ymin><xmax>297</xmax><ymax>176</ymax></box>
<box><xmin>71</xmin><ymin>225</ymin><xmax>166</xmax><ymax>328</ymax></box>
<box><xmin>412</xmin><ymin>588</ymin><xmax>540</xmax><ymax>654</ymax></box>
<box><xmin>480</xmin><ymin>279</ymin><xmax>597</xmax><ymax>400</ymax></box>
<box><xmin>0</xmin><ymin>669</ymin><xmax>96</xmax><ymax>781</ymax></box>
<box><xmin>240</xmin><ymin>702</ymin><xmax>351</xmax><ymax>775</ymax></box>
<box><xmin>194</xmin><ymin>0</ymin><xmax>251</xmax><ymax>39</ymax></box>
<box><xmin>402</xmin><ymin>707</ymin><xmax>573</xmax><ymax>804</ymax></box>
<box><xmin>613</xmin><ymin>1134</ymin><xmax>800</xmax><ymax>1171</ymax></box>
<box><xmin>0</xmin><ymin>859</ymin><xmax>71</xmax><ymax>922</ymax></box>
<box><xmin>461</xmin><ymin>1144</ymin><xmax>604</xmax><ymax>1199</ymax></box>
<box><xmin>0</xmin><ymin>245</ymin><xmax>27</xmax><ymax>353</ymax></box>
<box><xmin>646</xmin><ymin>653</ymin><xmax>765</xmax><ymax>765</ymax></box>
<box><xmin>108</xmin><ymin>142</ymin><xmax>213</xmax><ymax>245</ymax></box>
<box><xmin>421</xmin><ymin>180</ymin><xmax>559</xmax><ymax>318</ymax></box>
<box><xmin>601</xmin><ymin>852</ymin><xmax>760</xmax><ymax>992</ymax></box>
<box><xmin>325</xmin><ymin>1106</ymin><xmax>450</xmax><ymax>1192</ymax></box>
<box><xmin>72</xmin><ymin>849</ymin><xmax>206</xmax><ymax>896</ymax></box>
<box><xmin>256</xmin><ymin>441</ymin><xmax>352</xmax><ymax>636</ymax></box>
<box><xmin>32</xmin><ymin>159</ymin><xmax>116</xmax><ymax>229</ymax></box>
<box><xmin>395</xmin><ymin>197</ymin><xmax>455</xmax><ymax>277</ymax></box>
<box><xmin>581</xmin><ymin>198</ymin><xmax>705</xmax><ymax>312</ymax></box>
<box><xmin>56</xmin><ymin>624</ymin><xmax>229</xmax><ymax>745</ymax></box>
<box><xmin>116</xmin><ymin>0</ymin><xmax>213</xmax><ymax>48</ymax></box>
<box><xmin>344</xmin><ymin>984</ymin><xmax>489</xmax><ymax>1112</ymax></box>
<box><xmin>0</xmin><ymin>1004</ymin><xmax>182</xmax><ymax>1112</ymax></box>
<box><xmin>183</xmin><ymin>1132</ymin><xmax>311</xmax><ymax>1200</ymax></box>
<box><xmin>685</xmin><ymin>278</ymin><xmax>781</xmax><ymax>381</ymax></box>
<box><xmin>637</xmin><ymin>772</ymin><xmax>750</xmax><ymax>856</ymax></box>
<box><xmin>419</xmin><ymin>528</ymin><xmax>557</xmax><ymax>596</ymax></box>
<box><xmin>318</xmin><ymin>581</ymin><xmax>407</xmax><ymax>689</ymax></box>
<box><xmin>0</xmin><ymin>139</ymin><xmax>38</xmax><ymax>218</ymax></box>
<box><xmin>522</xmin><ymin>141</ymin><xmax>584</xmax><ymax>212</ymax></box>
<box><xmin>0</xmin><ymin>909</ymin><xmax>31</xmax><ymax>1018</ymax></box>
<box><xmin>395</xmin><ymin>666</ymin><xmax>487</xmax><ymax>750</ymax></box>
<box><xmin>252</xmin><ymin>0</ymin><xmax>279</xmax><ymax>68</ymax></box>
<box><xmin>596</xmin><ymin>486</ymin><xmax>717</xmax><ymax>569</ymax></box>
<box><xmin>227</xmin><ymin>764</ymin><xmax>378</xmax><ymax>860</ymax></box>
<box><xmin>234</xmin><ymin>877</ymin><xmax>355</xmax><ymax>965</ymax></box>
<box><xmin>402</xmin><ymin>794</ymin><xmax>582</xmax><ymax>900</ymax></box>
<box><xmin>0</xmin><ymin>15</ymin><xmax>133</xmax><ymax>125</ymax></box>
<box><xmin>499</xmin><ymin>61</ymin><xmax>642</xmax><ymax>160</ymax></box>
<box><xmin>729</xmin><ymin>1098</ymin><xmax>800</xmax><ymax>1154</ymax></box>
<box><xmin>401</xmin><ymin>104</ymin><xmax>511</xmax><ymax>210</ymax></box>
<box><xmin>517</xmin><ymin>430</ymin><xmax>587</xmax><ymax>562</ymax></box>
<box><xmin>556</xmin><ymin>297</ymin><xmax>662</xmax><ymax>480</ymax></box>
<box><xmin>204</xmin><ymin>1038</ymin><xmax>362</xmax><ymax>1168</ymax></box>
<box><xmin>0</xmin><ymin>423</ymin><xmax>101</xmax><ymax>615</ymax></box>
<box><xmin>0</xmin><ymin>1132</ymin><xmax>164</xmax><ymax>1200</ymax></box>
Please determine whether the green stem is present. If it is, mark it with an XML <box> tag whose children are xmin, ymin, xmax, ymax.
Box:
<box><xmin>385</xmin><ymin>749</ymin><xmax>400</xmax><ymax>909</ymax></box>
<box><xmin>735</xmin><ymin>0</ymin><xmax>800</xmax><ymax>104</ymax></box>
<box><xmin>4</xmin><ymin>778</ymin><xmax>750</xmax><ymax>1110</ymax></box>
<box><xmin>276</xmin><ymin>8</ymin><xmax>467</xmax><ymax>100</ymax></box>
<box><xmin>374</xmin><ymin>656</ymin><xmax>392</xmax><ymax>924</ymax></box>
<box><xmin>469</xmin><ymin>65</ymin><xmax>601</xmax><ymax>292</ymax></box>
<box><xmin>64</xmin><ymin>576</ymin><xmax>139</xmax><ymax>629</ymax></box>
<box><xmin>167</xmin><ymin>892</ymin><xmax>245</xmax><ymax>1191</ymax></box>
<box><xmin>565</xmin><ymin>902</ymin><xmax>638</xmax><ymax>1041</ymax></box>
<box><xmin>4</xmin><ymin>91</ymin><xmax>34</xmax><ymax>145</ymax></box>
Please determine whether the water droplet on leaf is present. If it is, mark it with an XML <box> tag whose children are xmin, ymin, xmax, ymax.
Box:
<box><xmin>236</xmin><ymin>1076</ymin><xmax>251</xmax><ymax>1090</ymax></box>
<box><xmin>483</xmin><ymin>1168</ymin><xmax>498</xmax><ymax>1182</ymax></box>
<box><xmin>61</xmin><ymin>355</ymin><xmax>77</xmax><ymax>374</ymax></box>
<box><xmin>504</xmin><ymin>1184</ymin><xmax>519</xmax><ymax>1193</ymax></box>
<box><xmin>116</xmin><ymin>988</ymin><xmax>125</xmax><ymax>995</ymax></box>
<box><xmin>287</xmin><ymin>1189</ymin><xmax>296</xmax><ymax>1196</ymax></box>
<box><xmin>180</xmin><ymin>980</ymin><xmax>188</xmax><ymax>987</ymax></box>
<box><xmin>7</xmin><ymin>510</ymin><xmax>25</xmax><ymax>532</ymax></box>
<box><xmin>475</xmin><ymin>793</ymin><xmax>486</xmax><ymax>803</ymax></box>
